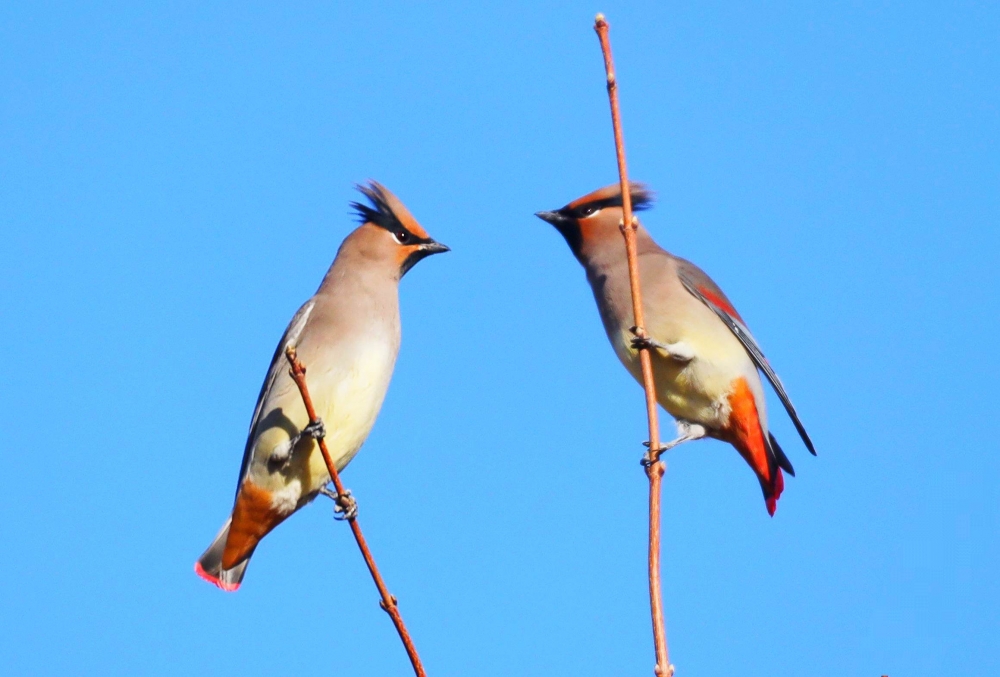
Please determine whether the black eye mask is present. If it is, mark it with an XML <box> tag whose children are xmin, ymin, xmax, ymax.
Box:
<box><xmin>350</xmin><ymin>183</ymin><xmax>432</xmax><ymax>245</ymax></box>
<box><xmin>562</xmin><ymin>190</ymin><xmax>655</xmax><ymax>221</ymax></box>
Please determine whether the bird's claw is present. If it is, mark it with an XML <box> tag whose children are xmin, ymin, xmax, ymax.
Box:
<box><xmin>319</xmin><ymin>486</ymin><xmax>358</xmax><ymax>521</ymax></box>
<box><xmin>630</xmin><ymin>327</ymin><xmax>668</xmax><ymax>355</ymax></box>
<box><xmin>639</xmin><ymin>440</ymin><xmax>673</xmax><ymax>468</ymax></box>
<box><xmin>335</xmin><ymin>492</ymin><xmax>358</xmax><ymax>521</ymax></box>
<box><xmin>640</xmin><ymin>423</ymin><xmax>708</xmax><ymax>467</ymax></box>
<box><xmin>640</xmin><ymin>451</ymin><xmax>667</xmax><ymax>467</ymax></box>
<box><xmin>640</xmin><ymin>441</ymin><xmax>669</xmax><ymax>466</ymax></box>
<box><xmin>302</xmin><ymin>419</ymin><xmax>326</xmax><ymax>440</ymax></box>
<box><xmin>318</xmin><ymin>486</ymin><xmax>358</xmax><ymax>520</ymax></box>
<box><xmin>631</xmin><ymin>335</ymin><xmax>654</xmax><ymax>351</ymax></box>
<box><xmin>629</xmin><ymin>326</ymin><xmax>651</xmax><ymax>349</ymax></box>
<box><xmin>632</xmin><ymin>336</ymin><xmax>653</xmax><ymax>350</ymax></box>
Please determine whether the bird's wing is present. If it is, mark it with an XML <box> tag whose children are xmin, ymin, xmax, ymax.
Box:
<box><xmin>234</xmin><ymin>298</ymin><xmax>317</xmax><ymax>497</ymax></box>
<box><xmin>675</xmin><ymin>258</ymin><xmax>816</xmax><ymax>455</ymax></box>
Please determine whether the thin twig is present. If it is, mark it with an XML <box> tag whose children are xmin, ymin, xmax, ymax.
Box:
<box><xmin>284</xmin><ymin>345</ymin><xmax>428</xmax><ymax>677</ymax></box>
<box><xmin>594</xmin><ymin>14</ymin><xmax>673</xmax><ymax>677</ymax></box>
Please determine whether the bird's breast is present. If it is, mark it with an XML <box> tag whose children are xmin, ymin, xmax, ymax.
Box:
<box><xmin>301</xmin><ymin>339</ymin><xmax>397</xmax><ymax>473</ymax></box>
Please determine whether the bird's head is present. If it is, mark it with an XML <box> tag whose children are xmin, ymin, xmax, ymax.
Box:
<box><xmin>535</xmin><ymin>181</ymin><xmax>654</xmax><ymax>262</ymax></box>
<box><xmin>348</xmin><ymin>181</ymin><xmax>449</xmax><ymax>279</ymax></box>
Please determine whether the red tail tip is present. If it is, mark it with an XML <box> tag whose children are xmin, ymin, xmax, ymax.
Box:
<box><xmin>765</xmin><ymin>468</ymin><xmax>785</xmax><ymax>517</ymax></box>
<box><xmin>194</xmin><ymin>561</ymin><xmax>240</xmax><ymax>592</ymax></box>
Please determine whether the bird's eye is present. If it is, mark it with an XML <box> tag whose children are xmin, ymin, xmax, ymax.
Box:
<box><xmin>394</xmin><ymin>229</ymin><xmax>411</xmax><ymax>244</ymax></box>
<box><xmin>579</xmin><ymin>205</ymin><xmax>598</xmax><ymax>217</ymax></box>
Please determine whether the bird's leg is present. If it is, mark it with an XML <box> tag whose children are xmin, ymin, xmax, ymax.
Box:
<box><xmin>642</xmin><ymin>420</ymin><xmax>707</xmax><ymax>465</ymax></box>
<box><xmin>319</xmin><ymin>485</ymin><xmax>358</xmax><ymax>521</ymax></box>
<box><xmin>305</xmin><ymin>423</ymin><xmax>357</xmax><ymax>520</ymax></box>
<box><xmin>629</xmin><ymin>327</ymin><xmax>694</xmax><ymax>363</ymax></box>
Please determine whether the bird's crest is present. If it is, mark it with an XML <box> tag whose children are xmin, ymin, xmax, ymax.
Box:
<box><xmin>350</xmin><ymin>181</ymin><xmax>430</xmax><ymax>240</ymax></box>
<box><xmin>564</xmin><ymin>181</ymin><xmax>655</xmax><ymax>216</ymax></box>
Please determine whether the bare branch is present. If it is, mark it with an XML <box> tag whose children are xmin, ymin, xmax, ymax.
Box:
<box><xmin>284</xmin><ymin>346</ymin><xmax>428</xmax><ymax>677</ymax></box>
<box><xmin>594</xmin><ymin>14</ymin><xmax>674</xmax><ymax>677</ymax></box>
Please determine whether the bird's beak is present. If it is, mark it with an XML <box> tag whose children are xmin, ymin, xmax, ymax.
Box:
<box><xmin>400</xmin><ymin>239</ymin><xmax>449</xmax><ymax>277</ymax></box>
<box><xmin>535</xmin><ymin>210</ymin><xmax>568</xmax><ymax>226</ymax></box>
<box><xmin>420</xmin><ymin>240</ymin><xmax>450</xmax><ymax>256</ymax></box>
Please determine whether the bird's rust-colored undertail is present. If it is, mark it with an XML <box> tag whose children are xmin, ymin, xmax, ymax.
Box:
<box><xmin>722</xmin><ymin>377</ymin><xmax>783</xmax><ymax>515</ymax></box>
<box><xmin>222</xmin><ymin>480</ymin><xmax>285</xmax><ymax>570</ymax></box>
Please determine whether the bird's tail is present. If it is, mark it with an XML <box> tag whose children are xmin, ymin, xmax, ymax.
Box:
<box><xmin>725</xmin><ymin>378</ymin><xmax>789</xmax><ymax>516</ymax></box>
<box><xmin>728</xmin><ymin>432</ymin><xmax>786</xmax><ymax>516</ymax></box>
<box><xmin>759</xmin><ymin>465</ymin><xmax>785</xmax><ymax>517</ymax></box>
<box><xmin>759</xmin><ymin>432</ymin><xmax>797</xmax><ymax>515</ymax></box>
<box><xmin>194</xmin><ymin>518</ymin><xmax>250</xmax><ymax>592</ymax></box>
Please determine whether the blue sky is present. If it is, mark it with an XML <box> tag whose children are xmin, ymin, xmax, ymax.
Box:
<box><xmin>1</xmin><ymin>2</ymin><xmax>997</xmax><ymax>675</ymax></box>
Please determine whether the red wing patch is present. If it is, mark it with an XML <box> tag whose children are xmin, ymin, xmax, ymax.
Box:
<box><xmin>697</xmin><ymin>284</ymin><xmax>744</xmax><ymax>323</ymax></box>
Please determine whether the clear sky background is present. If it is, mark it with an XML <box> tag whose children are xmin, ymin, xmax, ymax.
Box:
<box><xmin>2</xmin><ymin>2</ymin><xmax>997</xmax><ymax>676</ymax></box>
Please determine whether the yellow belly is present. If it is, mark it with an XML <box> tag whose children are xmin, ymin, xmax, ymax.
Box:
<box><xmin>249</xmin><ymin>345</ymin><xmax>395</xmax><ymax>511</ymax></box>
<box><xmin>609</xmin><ymin>325</ymin><xmax>738</xmax><ymax>430</ymax></box>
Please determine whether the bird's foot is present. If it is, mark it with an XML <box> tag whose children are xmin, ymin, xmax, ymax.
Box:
<box><xmin>641</xmin><ymin>440</ymin><xmax>669</xmax><ymax>467</ymax></box>
<box><xmin>335</xmin><ymin>491</ymin><xmax>358</xmax><ymax>521</ymax></box>
<box><xmin>302</xmin><ymin>419</ymin><xmax>326</xmax><ymax>441</ymax></box>
<box><xmin>629</xmin><ymin>326</ymin><xmax>666</xmax><ymax>353</ymax></box>
<box><xmin>319</xmin><ymin>485</ymin><xmax>358</xmax><ymax>521</ymax></box>
<box><xmin>640</xmin><ymin>421</ymin><xmax>708</xmax><ymax>465</ymax></box>
<box><xmin>629</xmin><ymin>328</ymin><xmax>694</xmax><ymax>363</ymax></box>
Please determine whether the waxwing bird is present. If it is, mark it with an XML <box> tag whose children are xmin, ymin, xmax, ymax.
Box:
<box><xmin>536</xmin><ymin>183</ymin><xmax>814</xmax><ymax>515</ymax></box>
<box><xmin>195</xmin><ymin>181</ymin><xmax>449</xmax><ymax>591</ymax></box>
